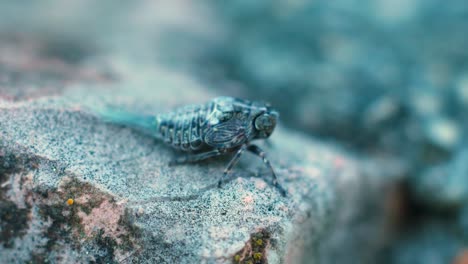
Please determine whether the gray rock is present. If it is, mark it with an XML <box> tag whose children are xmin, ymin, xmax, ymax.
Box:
<box><xmin>0</xmin><ymin>63</ymin><xmax>394</xmax><ymax>263</ymax></box>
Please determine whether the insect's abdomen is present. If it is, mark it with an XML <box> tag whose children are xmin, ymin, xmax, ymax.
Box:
<box><xmin>155</xmin><ymin>103</ymin><xmax>211</xmax><ymax>151</ymax></box>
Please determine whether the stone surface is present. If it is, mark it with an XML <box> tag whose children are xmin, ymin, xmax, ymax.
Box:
<box><xmin>0</xmin><ymin>25</ymin><xmax>395</xmax><ymax>262</ymax></box>
<box><xmin>0</xmin><ymin>75</ymin><xmax>393</xmax><ymax>263</ymax></box>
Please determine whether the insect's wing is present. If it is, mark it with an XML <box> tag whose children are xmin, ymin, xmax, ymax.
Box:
<box><xmin>203</xmin><ymin>121</ymin><xmax>251</xmax><ymax>149</ymax></box>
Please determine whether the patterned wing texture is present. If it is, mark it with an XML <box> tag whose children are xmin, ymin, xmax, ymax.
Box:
<box><xmin>203</xmin><ymin>120</ymin><xmax>251</xmax><ymax>149</ymax></box>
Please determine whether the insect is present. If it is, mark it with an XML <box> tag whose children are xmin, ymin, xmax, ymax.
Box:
<box><xmin>102</xmin><ymin>96</ymin><xmax>286</xmax><ymax>196</ymax></box>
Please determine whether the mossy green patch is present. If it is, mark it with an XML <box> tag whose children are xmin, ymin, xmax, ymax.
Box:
<box><xmin>38</xmin><ymin>202</ymin><xmax>83</xmax><ymax>252</ymax></box>
<box><xmin>59</xmin><ymin>177</ymin><xmax>107</xmax><ymax>216</ymax></box>
<box><xmin>117</xmin><ymin>209</ymin><xmax>143</xmax><ymax>256</ymax></box>
<box><xmin>36</xmin><ymin>179</ymin><xmax>142</xmax><ymax>262</ymax></box>
<box><xmin>36</xmin><ymin>177</ymin><xmax>107</xmax><ymax>252</ymax></box>
<box><xmin>233</xmin><ymin>230</ymin><xmax>271</xmax><ymax>264</ymax></box>
<box><xmin>0</xmin><ymin>153</ymin><xmax>20</xmax><ymax>182</ymax></box>
<box><xmin>93</xmin><ymin>229</ymin><xmax>118</xmax><ymax>264</ymax></box>
<box><xmin>0</xmin><ymin>151</ymin><xmax>41</xmax><ymax>185</ymax></box>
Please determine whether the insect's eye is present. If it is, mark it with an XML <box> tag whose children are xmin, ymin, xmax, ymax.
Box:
<box><xmin>254</xmin><ymin>113</ymin><xmax>277</xmax><ymax>133</ymax></box>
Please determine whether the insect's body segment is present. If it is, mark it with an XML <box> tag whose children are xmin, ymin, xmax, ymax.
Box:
<box><xmin>155</xmin><ymin>103</ymin><xmax>209</xmax><ymax>152</ymax></box>
<box><xmin>154</xmin><ymin>97</ymin><xmax>270</xmax><ymax>152</ymax></box>
<box><xmin>151</xmin><ymin>97</ymin><xmax>285</xmax><ymax>196</ymax></box>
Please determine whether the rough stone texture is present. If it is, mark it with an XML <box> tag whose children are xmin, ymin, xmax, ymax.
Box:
<box><xmin>0</xmin><ymin>26</ymin><xmax>396</xmax><ymax>262</ymax></box>
<box><xmin>1</xmin><ymin>75</ymin><xmax>394</xmax><ymax>263</ymax></box>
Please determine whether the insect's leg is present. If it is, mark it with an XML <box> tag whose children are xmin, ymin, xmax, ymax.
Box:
<box><xmin>170</xmin><ymin>149</ymin><xmax>222</xmax><ymax>165</ymax></box>
<box><xmin>218</xmin><ymin>145</ymin><xmax>247</xmax><ymax>188</ymax></box>
<box><xmin>246</xmin><ymin>144</ymin><xmax>286</xmax><ymax>196</ymax></box>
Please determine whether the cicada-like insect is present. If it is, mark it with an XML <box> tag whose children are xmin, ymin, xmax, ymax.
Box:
<box><xmin>103</xmin><ymin>96</ymin><xmax>286</xmax><ymax>196</ymax></box>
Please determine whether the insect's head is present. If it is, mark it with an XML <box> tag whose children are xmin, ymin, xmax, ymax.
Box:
<box><xmin>209</xmin><ymin>97</ymin><xmax>279</xmax><ymax>139</ymax></box>
<box><xmin>204</xmin><ymin>97</ymin><xmax>278</xmax><ymax>148</ymax></box>
<box><xmin>253</xmin><ymin>107</ymin><xmax>278</xmax><ymax>139</ymax></box>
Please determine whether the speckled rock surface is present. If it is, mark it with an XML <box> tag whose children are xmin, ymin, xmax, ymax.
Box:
<box><xmin>1</xmin><ymin>74</ymin><xmax>393</xmax><ymax>263</ymax></box>
<box><xmin>0</xmin><ymin>24</ymin><xmax>399</xmax><ymax>262</ymax></box>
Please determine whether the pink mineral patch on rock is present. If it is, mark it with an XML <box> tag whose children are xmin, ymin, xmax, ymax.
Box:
<box><xmin>78</xmin><ymin>199</ymin><xmax>128</xmax><ymax>243</ymax></box>
<box><xmin>254</xmin><ymin>179</ymin><xmax>267</xmax><ymax>190</ymax></box>
<box><xmin>242</xmin><ymin>196</ymin><xmax>255</xmax><ymax>212</ymax></box>
<box><xmin>74</xmin><ymin>194</ymin><xmax>93</xmax><ymax>204</ymax></box>
<box><xmin>243</xmin><ymin>194</ymin><xmax>254</xmax><ymax>205</ymax></box>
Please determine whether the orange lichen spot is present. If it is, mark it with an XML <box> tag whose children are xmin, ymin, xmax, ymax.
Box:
<box><xmin>253</xmin><ymin>252</ymin><xmax>262</xmax><ymax>260</ymax></box>
<box><xmin>67</xmin><ymin>198</ymin><xmax>74</xmax><ymax>205</ymax></box>
<box><xmin>234</xmin><ymin>254</ymin><xmax>241</xmax><ymax>262</ymax></box>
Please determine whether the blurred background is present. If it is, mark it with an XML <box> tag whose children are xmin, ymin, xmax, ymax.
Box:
<box><xmin>1</xmin><ymin>1</ymin><xmax>468</xmax><ymax>263</ymax></box>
